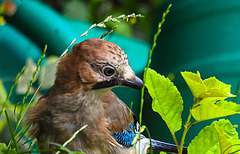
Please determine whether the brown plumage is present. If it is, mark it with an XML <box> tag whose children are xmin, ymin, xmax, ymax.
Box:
<box><xmin>26</xmin><ymin>38</ymin><xmax>187</xmax><ymax>154</ymax></box>
<box><xmin>26</xmin><ymin>38</ymin><xmax>140</xmax><ymax>153</ymax></box>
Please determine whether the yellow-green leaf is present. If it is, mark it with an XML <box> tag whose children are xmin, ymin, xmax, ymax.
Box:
<box><xmin>0</xmin><ymin>80</ymin><xmax>7</xmax><ymax>102</ymax></box>
<box><xmin>191</xmin><ymin>99</ymin><xmax>240</xmax><ymax>122</ymax></box>
<box><xmin>203</xmin><ymin>77</ymin><xmax>231</xmax><ymax>93</ymax></box>
<box><xmin>145</xmin><ymin>68</ymin><xmax>183</xmax><ymax>134</ymax></box>
<box><xmin>188</xmin><ymin>121</ymin><xmax>220</xmax><ymax>154</ymax></box>
<box><xmin>181</xmin><ymin>71</ymin><xmax>207</xmax><ymax>98</ymax></box>
<box><xmin>215</xmin><ymin>120</ymin><xmax>240</xmax><ymax>154</ymax></box>
<box><xmin>181</xmin><ymin>71</ymin><xmax>235</xmax><ymax>99</ymax></box>
<box><xmin>216</xmin><ymin>100</ymin><xmax>240</xmax><ymax>112</ymax></box>
<box><xmin>0</xmin><ymin>143</ymin><xmax>7</xmax><ymax>149</ymax></box>
<box><xmin>201</xmin><ymin>77</ymin><xmax>235</xmax><ymax>98</ymax></box>
<box><xmin>198</xmin><ymin>88</ymin><xmax>234</xmax><ymax>99</ymax></box>
<box><xmin>188</xmin><ymin>119</ymin><xmax>240</xmax><ymax>154</ymax></box>
<box><xmin>215</xmin><ymin>125</ymin><xmax>233</xmax><ymax>154</ymax></box>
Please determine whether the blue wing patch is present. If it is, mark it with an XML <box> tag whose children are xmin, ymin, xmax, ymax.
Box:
<box><xmin>112</xmin><ymin>124</ymin><xmax>137</xmax><ymax>147</ymax></box>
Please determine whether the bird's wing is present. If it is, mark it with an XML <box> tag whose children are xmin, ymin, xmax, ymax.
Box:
<box><xmin>101</xmin><ymin>91</ymin><xmax>138</xmax><ymax>148</ymax></box>
<box><xmin>26</xmin><ymin>96</ymin><xmax>48</xmax><ymax>138</ymax></box>
<box><xmin>100</xmin><ymin>91</ymin><xmax>188</xmax><ymax>154</ymax></box>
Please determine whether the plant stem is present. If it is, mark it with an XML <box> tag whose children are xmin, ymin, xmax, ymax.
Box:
<box><xmin>172</xmin><ymin>134</ymin><xmax>179</xmax><ymax>151</ymax></box>
<box><xmin>179</xmin><ymin>112</ymin><xmax>192</xmax><ymax>154</ymax></box>
<box><xmin>15</xmin><ymin>45</ymin><xmax>47</xmax><ymax>132</ymax></box>
<box><xmin>145</xmin><ymin>128</ymin><xmax>153</xmax><ymax>154</ymax></box>
<box><xmin>139</xmin><ymin>4</ymin><xmax>172</xmax><ymax>126</ymax></box>
<box><xmin>5</xmin><ymin>109</ymin><xmax>20</xmax><ymax>153</ymax></box>
<box><xmin>180</xmin><ymin>97</ymin><xmax>201</xmax><ymax>154</ymax></box>
<box><xmin>138</xmin><ymin>4</ymin><xmax>171</xmax><ymax>153</ymax></box>
<box><xmin>0</xmin><ymin>67</ymin><xmax>25</xmax><ymax>117</ymax></box>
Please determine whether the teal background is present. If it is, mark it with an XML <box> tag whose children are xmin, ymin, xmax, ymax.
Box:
<box><xmin>146</xmin><ymin>0</ymin><xmax>240</xmax><ymax>146</ymax></box>
<box><xmin>0</xmin><ymin>0</ymin><xmax>150</xmax><ymax>115</ymax></box>
<box><xmin>1</xmin><ymin>0</ymin><xmax>240</xmax><ymax>149</ymax></box>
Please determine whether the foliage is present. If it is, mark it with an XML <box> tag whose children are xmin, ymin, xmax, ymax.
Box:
<box><xmin>139</xmin><ymin>3</ymin><xmax>240</xmax><ymax>154</ymax></box>
<box><xmin>0</xmin><ymin>13</ymin><xmax>143</xmax><ymax>153</ymax></box>
<box><xmin>46</xmin><ymin>0</ymin><xmax>163</xmax><ymax>41</ymax></box>
<box><xmin>188</xmin><ymin>119</ymin><xmax>240</xmax><ymax>154</ymax></box>
<box><xmin>1</xmin><ymin>2</ymin><xmax>240</xmax><ymax>154</ymax></box>
<box><xmin>145</xmin><ymin>68</ymin><xmax>183</xmax><ymax>134</ymax></box>
<box><xmin>144</xmin><ymin>70</ymin><xmax>240</xmax><ymax>154</ymax></box>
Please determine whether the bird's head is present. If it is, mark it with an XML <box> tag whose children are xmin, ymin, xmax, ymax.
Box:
<box><xmin>55</xmin><ymin>38</ymin><xmax>143</xmax><ymax>92</ymax></box>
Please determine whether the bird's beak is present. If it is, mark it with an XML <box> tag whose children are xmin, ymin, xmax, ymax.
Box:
<box><xmin>118</xmin><ymin>76</ymin><xmax>143</xmax><ymax>90</ymax></box>
<box><xmin>92</xmin><ymin>76</ymin><xmax>143</xmax><ymax>90</ymax></box>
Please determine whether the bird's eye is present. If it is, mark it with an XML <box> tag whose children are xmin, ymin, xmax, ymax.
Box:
<box><xmin>102</xmin><ymin>66</ymin><xmax>115</xmax><ymax>77</ymax></box>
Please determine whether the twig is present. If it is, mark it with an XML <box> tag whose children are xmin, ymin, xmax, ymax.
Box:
<box><xmin>138</xmin><ymin>4</ymin><xmax>172</xmax><ymax>153</ymax></box>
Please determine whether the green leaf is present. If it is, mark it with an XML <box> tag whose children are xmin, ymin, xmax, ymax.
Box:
<box><xmin>216</xmin><ymin>119</ymin><xmax>239</xmax><ymax>141</ymax></box>
<box><xmin>188</xmin><ymin>121</ymin><xmax>220</xmax><ymax>154</ymax></box>
<box><xmin>215</xmin><ymin>120</ymin><xmax>240</xmax><ymax>154</ymax></box>
<box><xmin>201</xmin><ymin>77</ymin><xmax>234</xmax><ymax>98</ymax></box>
<box><xmin>0</xmin><ymin>80</ymin><xmax>8</xmax><ymax>131</ymax></box>
<box><xmin>216</xmin><ymin>100</ymin><xmax>240</xmax><ymax>112</ymax></box>
<box><xmin>0</xmin><ymin>119</ymin><xmax>7</xmax><ymax>133</ymax></box>
<box><xmin>0</xmin><ymin>143</ymin><xmax>7</xmax><ymax>150</ymax></box>
<box><xmin>203</xmin><ymin>77</ymin><xmax>231</xmax><ymax>92</ymax></box>
<box><xmin>0</xmin><ymin>148</ymin><xmax>17</xmax><ymax>154</ymax></box>
<box><xmin>145</xmin><ymin>68</ymin><xmax>183</xmax><ymax>134</ymax></box>
<box><xmin>188</xmin><ymin>119</ymin><xmax>240</xmax><ymax>154</ymax></box>
<box><xmin>181</xmin><ymin>71</ymin><xmax>235</xmax><ymax>99</ymax></box>
<box><xmin>181</xmin><ymin>71</ymin><xmax>206</xmax><ymax>98</ymax></box>
<box><xmin>0</xmin><ymin>80</ymin><xmax>7</xmax><ymax>102</ymax></box>
<box><xmin>215</xmin><ymin>125</ymin><xmax>233</xmax><ymax>154</ymax></box>
<box><xmin>191</xmin><ymin>99</ymin><xmax>240</xmax><ymax>122</ymax></box>
<box><xmin>7</xmin><ymin>149</ymin><xmax>17</xmax><ymax>154</ymax></box>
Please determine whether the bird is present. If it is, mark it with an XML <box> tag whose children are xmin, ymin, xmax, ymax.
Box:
<box><xmin>26</xmin><ymin>38</ymin><xmax>187</xmax><ymax>154</ymax></box>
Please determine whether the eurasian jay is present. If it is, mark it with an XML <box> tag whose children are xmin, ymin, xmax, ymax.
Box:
<box><xmin>27</xmin><ymin>38</ymin><xmax>187</xmax><ymax>154</ymax></box>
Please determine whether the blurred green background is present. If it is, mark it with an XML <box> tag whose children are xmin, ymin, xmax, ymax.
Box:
<box><xmin>1</xmin><ymin>0</ymin><xmax>240</xmax><ymax>151</ymax></box>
